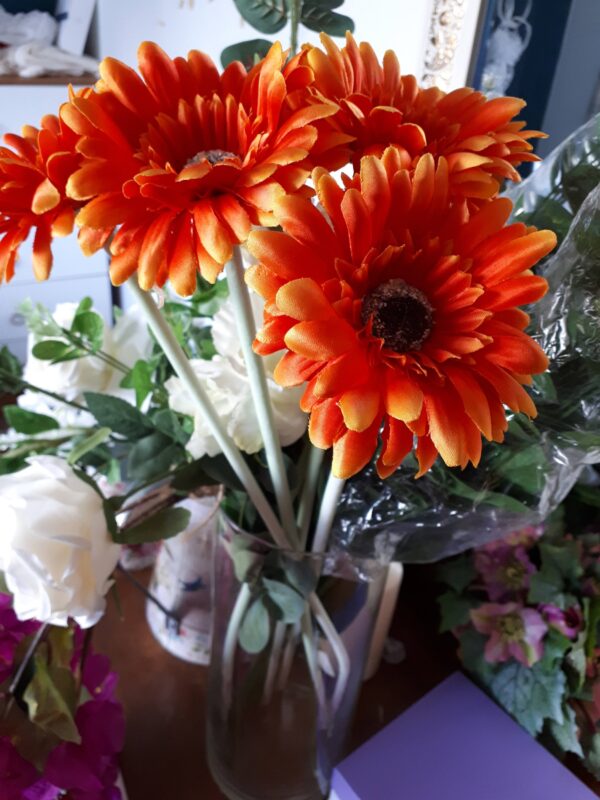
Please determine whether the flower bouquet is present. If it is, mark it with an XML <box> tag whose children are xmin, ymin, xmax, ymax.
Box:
<box><xmin>436</xmin><ymin>474</ymin><xmax>600</xmax><ymax>782</ymax></box>
<box><xmin>0</xmin><ymin>16</ymin><xmax>561</xmax><ymax>799</ymax></box>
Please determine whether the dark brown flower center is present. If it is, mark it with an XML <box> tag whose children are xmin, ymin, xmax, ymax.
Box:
<box><xmin>186</xmin><ymin>149</ymin><xmax>237</xmax><ymax>166</ymax></box>
<box><xmin>361</xmin><ymin>279</ymin><xmax>433</xmax><ymax>353</ymax></box>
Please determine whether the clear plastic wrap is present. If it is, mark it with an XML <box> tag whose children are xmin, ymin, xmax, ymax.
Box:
<box><xmin>333</xmin><ymin>118</ymin><xmax>600</xmax><ymax>564</ymax></box>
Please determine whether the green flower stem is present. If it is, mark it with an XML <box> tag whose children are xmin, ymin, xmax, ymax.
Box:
<box><xmin>127</xmin><ymin>277</ymin><xmax>287</xmax><ymax>546</ymax></box>
<box><xmin>0</xmin><ymin>367</ymin><xmax>87</xmax><ymax>412</ymax></box>
<box><xmin>59</xmin><ymin>328</ymin><xmax>129</xmax><ymax>374</ymax></box>
<box><xmin>298</xmin><ymin>445</ymin><xmax>325</xmax><ymax>548</ymax></box>
<box><xmin>290</xmin><ymin>0</ymin><xmax>302</xmax><ymax>55</ymax></box>
<box><xmin>225</xmin><ymin>247</ymin><xmax>299</xmax><ymax>546</ymax></box>
<box><xmin>8</xmin><ymin>622</ymin><xmax>48</xmax><ymax>696</ymax></box>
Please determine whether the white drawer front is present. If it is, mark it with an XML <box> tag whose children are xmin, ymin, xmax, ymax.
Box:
<box><xmin>0</xmin><ymin>274</ymin><xmax>114</xmax><ymax>344</ymax></box>
<box><xmin>0</xmin><ymin>336</ymin><xmax>28</xmax><ymax>363</ymax></box>
<box><xmin>9</xmin><ymin>232</ymin><xmax>109</xmax><ymax>285</ymax></box>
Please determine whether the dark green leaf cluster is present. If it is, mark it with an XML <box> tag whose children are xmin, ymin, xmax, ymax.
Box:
<box><xmin>222</xmin><ymin>0</ymin><xmax>354</xmax><ymax>68</ymax></box>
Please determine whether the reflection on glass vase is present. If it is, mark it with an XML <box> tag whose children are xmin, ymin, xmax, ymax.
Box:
<box><xmin>146</xmin><ymin>486</ymin><xmax>221</xmax><ymax>664</ymax></box>
<box><xmin>206</xmin><ymin>515</ymin><xmax>386</xmax><ymax>800</ymax></box>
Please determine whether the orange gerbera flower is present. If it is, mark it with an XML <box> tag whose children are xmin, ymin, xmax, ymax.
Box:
<box><xmin>301</xmin><ymin>33</ymin><xmax>544</xmax><ymax>202</ymax></box>
<box><xmin>0</xmin><ymin>114</ymin><xmax>79</xmax><ymax>283</ymax></box>
<box><xmin>247</xmin><ymin>148</ymin><xmax>556</xmax><ymax>479</ymax></box>
<box><xmin>58</xmin><ymin>41</ymin><xmax>335</xmax><ymax>295</ymax></box>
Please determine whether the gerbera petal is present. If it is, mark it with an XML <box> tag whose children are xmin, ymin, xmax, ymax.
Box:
<box><xmin>31</xmin><ymin>178</ymin><xmax>60</xmax><ymax>214</ymax></box>
<box><xmin>385</xmin><ymin>370</ymin><xmax>424</xmax><ymax>422</ymax></box>
<box><xmin>285</xmin><ymin>319</ymin><xmax>357</xmax><ymax>361</ymax></box>
<box><xmin>332</xmin><ymin>419</ymin><xmax>380</xmax><ymax>479</ymax></box>
<box><xmin>168</xmin><ymin>215</ymin><xmax>198</xmax><ymax>297</ymax></box>
<box><xmin>309</xmin><ymin>398</ymin><xmax>345</xmax><ymax>449</ymax></box>
<box><xmin>193</xmin><ymin>201</ymin><xmax>233</xmax><ymax>265</ymax></box>
<box><xmin>339</xmin><ymin>386</ymin><xmax>380</xmax><ymax>432</ymax></box>
<box><xmin>138</xmin><ymin>212</ymin><xmax>175</xmax><ymax>290</ymax></box>
<box><xmin>32</xmin><ymin>224</ymin><xmax>53</xmax><ymax>280</ymax></box>
<box><xmin>276</xmin><ymin>278</ymin><xmax>333</xmax><ymax>321</ymax></box>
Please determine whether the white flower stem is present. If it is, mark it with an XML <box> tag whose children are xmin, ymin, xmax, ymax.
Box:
<box><xmin>263</xmin><ymin>620</ymin><xmax>287</xmax><ymax>705</ymax></box>
<box><xmin>127</xmin><ymin>278</ymin><xmax>287</xmax><ymax>547</ymax></box>
<box><xmin>311</xmin><ymin>470</ymin><xmax>345</xmax><ymax>555</ymax></box>
<box><xmin>297</xmin><ymin>446</ymin><xmax>325</xmax><ymax>548</ymax></box>
<box><xmin>225</xmin><ymin>248</ymin><xmax>299</xmax><ymax>546</ymax></box>
<box><xmin>221</xmin><ymin>582</ymin><xmax>252</xmax><ymax>714</ymax></box>
<box><xmin>309</xmin><ymin>593</ymin><xmax>350</xmax><ymax>715</ymax></box>
<box><xmin>277</xmin><ymin>619</ymin><xmax>301</xmax><ymax>691</ymax></box>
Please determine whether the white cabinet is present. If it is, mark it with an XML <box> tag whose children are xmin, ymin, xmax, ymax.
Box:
<box><xmin>0</xmin><ymin>82</ymin><xmax>114</xmax><ymax>361</ymax></box>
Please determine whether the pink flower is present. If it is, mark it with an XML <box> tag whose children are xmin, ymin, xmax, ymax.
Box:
<box><xmin>474</xmin><ymin>542</ymin><xmax>537</xmax><ymax>602</ymax></box>
<box><xmin>504</xmin><ymin>525</ymin><xmax>544</xmax><ymax>548</ymax></box>
<box><xmin>471</xmin><ymin>602</ymin><xmax>548</xmax><ymax>666</ymax></box>
<box><xmin>540</xmin><ymin>604</ymin><xmax>583</xmax><ymax>640</ymax></box>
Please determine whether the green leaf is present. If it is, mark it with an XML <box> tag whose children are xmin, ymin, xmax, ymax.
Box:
<box><xmin>18</xmin><ymin>299</ymin><xmax>61</xmax><ymax>337</ymax></box>
<box><xmin>171</xmin><ymin>458</ymin><xmax>220</xmax><ymax>492</ymax></box>
<box><xmin>31</xmin><ymin>340</ymin><xmax>73</xmax><ymax>362</ymax></box>
<box><xmin>233</xmin><ymin>0</ymin><xmax>287</xmax><ymax>33</ymax></box>
<box><xmin>563</xmin><ymin>163</ymin><xmax>600</xmax><ymax>214</ymax></box>
<box><xmin>75</xmin><ymin>297</ymin><xmax>93</xmax><ymax>314</ymax></box>
<box><xmin>548</xmin><ymin>704</ymin><xmax>584</xmax><ymax>757</ymax></box>
<box><xmin>68</xmin><ymin>427</ymin><xmax>112</xmax><ymax>465</ymax></box>
<box><xmin>301</xmin><ymin>0</ymin><xmax>354</xmax><ymax>35</ymax></box>
<box><xmin>584</xmin><ymin>733</ymin><xmax>600</xmax><ymax>779</ymax></box>
<box><xmin>494</xmin><ymin>444</ymin><xmax>547</xmax><ymax>496</ymax></box>
<box><xmin>239</xmin><ymin>596</ymin><xmax>271</xmax><ymax>654</ymax></box>
<box><xmin>127</xmin><ymin>432</ymin><xmax>182</xmax><ymax>481</ymax></box>
<box><xmin>0</xmin><ymin>345</ymin><xmax>22</xmax><ymax>380</ymax></box>
<box><xmin>230</xmin><ymin>536</ymin><xmax>261</xmax><ymax>582</ymax></box>
<box><xmin>23</xmin><ymin>648</ymin><xmax>80</xmax><ymax>744</ymax></box>
<box><xmin>3</xmin><ymin>406</ymin><xmax>59</xmax><ymax>435</ymax></box>
<box><xmin>490</xmin><ymin>660</ymin><xmax>566</xmax><ymax>736</ymax></box>
<box><xmin>438</xmin><ymin>590</ymin><xmax>475</xmax><ymax>633</ymax></box>
<box><xmin>152</xmin><ymin>408</ymin><xmax>190</xmax><ymax>446</ymax></box>
<box><xmin>120</xmin><ymin>360</ymin><xmax>154</xmax><ymax>408</ymax></box>
<box><xmin>221</xmin><ymin>39</ymin><xmax>273</xmax><ymax>69</ymax></box>
<box><xmin>84</xmin><ymin>392</ymin><xmax>154</xmax><ymax>440</ymax></box>
<box><xmin>436</xmin><ymin>556</ymin><xmax>477</xmax><ymax>593</ymax></box>
<box><xmin>117</xmin><ymin>506</ymin><xmax>191</xmax><ymax>545</ymax></box>
<box><xmin>70</xmin><ymin>310</ymin><xmax>104</xmax><ymax>352</ymax></box>
<box><xmin>280</xmin><ymin>556</ymin><xmax>317</xmax><ymax>598</ymax></box>
<box><xmin>458</xmin><ymin>628</ymin><xmax>495</xmax><ymax>683</ymax></box>
<box><xmin>263</xmin><ymin>578</ymin><xmax>305</xmax><ymax>624</ymax></box>
<box><xmin>586</xmin><ymin>596</ymin><xmax>600</xmax><ymax>659</ymax></box>
<box><xmin>46</xmin><ymin>627</ymin><xmax>75</xmax><ymax>671</ymax></box>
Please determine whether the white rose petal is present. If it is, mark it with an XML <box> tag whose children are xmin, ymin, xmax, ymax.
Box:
<box><xmin>18</xmin><ymin>303</ymin><xmax>153</xmax><ymax>427</ymax></box>
<box><xmin>166</xmin><ymin>292</ymin><xmax>307</xmax><ymax>458</ymax></box>
<box><xmin>0</xmin><ymin>456</ymin><xmax>121</xmax><ymax>628</ymax></box>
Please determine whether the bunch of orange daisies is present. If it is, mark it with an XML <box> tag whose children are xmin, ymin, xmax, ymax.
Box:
<box><xmin>0</xmin><ymin>33</ymin><xmax>557</xmax><ymax>481</ymax></box>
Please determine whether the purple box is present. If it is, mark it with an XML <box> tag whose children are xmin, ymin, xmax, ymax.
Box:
<box><xmin>331</xmin><ymin>672</ymin><xmax>597</xmax><ymax>800</ymax></box>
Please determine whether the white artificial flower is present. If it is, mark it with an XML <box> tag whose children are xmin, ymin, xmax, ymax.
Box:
<box><xmin>0</xmin><ymin>456</ymin><xmax>121</xmax><ymax>628</ymax></box>
<box><xmin>18</xmin><ymin>303</ymin><xmax>152</xmax><ymax>427</ymax></box>
<box><xmin>166</xmin><ymin>293</ymin><xmax>307</xmax><ymax>457</ymax></box>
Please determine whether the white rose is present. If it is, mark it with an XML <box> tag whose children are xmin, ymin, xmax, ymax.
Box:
<box><xmin>0</xmin><ymin>456</ymin><xmax>121</xmax><ymax>628</ymax></box>
<box><xmin>18</xmin><ymin>303</ymin><xmax>153</xmax><ymax>426</ymax></box>
<box><xmin>166</xmin><ymin>293</ymin><xmax>307</xmax><ymax>457</ymax></box>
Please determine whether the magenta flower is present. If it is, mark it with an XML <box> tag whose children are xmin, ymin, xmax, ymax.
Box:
<box><xmin>474</xmin><ymin>541</ymin><xmax>537</xmax><ymax>602</ymax></box>
<box><xmin>471</xmin><ymin>602</ymin><xmax>548</xmax><ymax>667</ymax></box>
<box><xmin>0</xmin><ymin>594</ymin><xmax>40</xmax><ymax>685</ymax></box>
<box><xmin>0</xmin><ymin>737</ymin><xmax>39</xmax><ymax>800</ymax></box>
<box><xmin>540</xmin><ymin>604</ymin><xmax>583</xmax><ymax>640</ymax></box>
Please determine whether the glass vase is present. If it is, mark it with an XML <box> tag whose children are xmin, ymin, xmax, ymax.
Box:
<box><xmin>206</xmin><ymin>515</ymin><xmax>387</xmax><ymax>800</ymax></box>
<box><xmin>145</xmin><ymin>486</ymin><xmax>221</xmax><ymax>664</ymax></box>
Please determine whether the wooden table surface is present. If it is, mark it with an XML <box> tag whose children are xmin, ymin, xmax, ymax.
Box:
<box><xmin>95</xmin><ymin>566</ymin><xmax>599</xmax><ymax>800</ymax></box>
